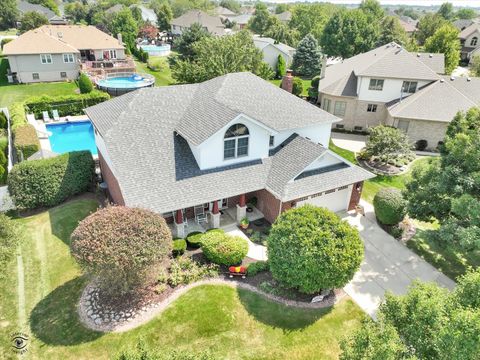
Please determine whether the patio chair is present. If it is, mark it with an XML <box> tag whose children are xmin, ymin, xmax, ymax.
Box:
<box><xmin>194</xmin><ymin>205</ymin><xmax>208</xmax><ymax>225</ymax></box>
<box><xmin>52</xmin><ymin>109</ymin><xmax>60</xmax><ymax>122</ymax></box>
<box><xmin>42</xmin><ymin>111</ymin><xmax>51</xmax><ymax>123</ymax></box>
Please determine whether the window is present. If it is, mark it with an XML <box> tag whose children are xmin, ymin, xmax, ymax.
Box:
<box><xmin>402</xmin><ymin>81</ymin><xmax>417</xmax><ymax>94</ymax></box>
<box><xmin>335</xmin><ymin>124</ymin><xmax>344</xmax><ymax>129</ymax></box>
<box><xmin>333</xmin><ymin>101</ymin><xmax>346</xmax><ymax>117</ymax></box>
<box><xmin>63</xmin><ymin>53</ymin><xmax>74</xmax><ymax>63</ymax></box>
<box><xmin>102</xmin><ymin>50</ymin><xmax>117</xmax><ymax>60</ymax></box>
<box><xmin>322</xmin><ymin>98</ymin><xmax>331</xmax><ymax>112</ymax></box>
<box><xmin>269</xmin><ymin>135</ymin><xmax>274</xmax><ymax>147</ymax></box>
<box><xmin>354</xmin><ymin>126</ymin><xmax>363</xmax><ymax>131</ymax></box>
<box><xmin>471</xmin><ymin>36</ymin><xmax>478</xmax><ymax>46</ymax></box>
<box><xmin>60</xmin><ymin>72</ymin><xmax>67</xmax><ymax>78</ymax></box>
<box><xmin>397</xmin><ymin>119</ymin><xmax>410</xmax><ymax>132</ymax></box>
<box><xmin>32</xmin><ymin>73</ymin><xmax>39</xmax><ymax>80</ymax></box>
<box><xmin>224</xmin><ymin>124</ymin><xmax>249</xmax><ymax>160</ymax></box>
<box><xmin>367</xmin><ymin>104</ymin><xmax>377</xmax><ymax>112</ymax></box>
<box><xmin>40</xmin><ymin>54</ymin><xmax>52</xmax><ymax>64</ymax></box>
<box><xmin>368</xmin><ymin>78</ymin><xmax>384</xmax><ymax>91</ymax></box>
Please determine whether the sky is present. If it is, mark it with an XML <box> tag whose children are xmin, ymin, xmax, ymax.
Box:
<box><xmin>269</xmin><ymin>0</ymin><xmax>480</xmax><ymax>7</ymax></box>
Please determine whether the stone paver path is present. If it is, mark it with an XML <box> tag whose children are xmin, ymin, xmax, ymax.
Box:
<box><xmin>341</xmin><ymin>201</ymin><xmax>455</xmax><ymax>318</ymax></box>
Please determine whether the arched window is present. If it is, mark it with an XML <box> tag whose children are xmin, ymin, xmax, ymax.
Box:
<box><xmin>224</xmin><ymin>124</ymin><xmax>249</xmax><ymax>160</ymax></box>
<box><xmin>471</xmin><ymin>37</ymin><xmax>478</xmax><ymax>46</ymax></box>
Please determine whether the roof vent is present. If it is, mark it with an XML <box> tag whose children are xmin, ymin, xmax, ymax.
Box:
<box><xmin>417</xmin><ymin>53</ymin><xmax>420</xmax><ymax>57</ymax></box>
<box><xmin>450</xmin><ymin>76</ymin><xmax>455</xmax><ymax>81</ymax></box>
<box><xmin>440</xmin><ymin>78</ymin><xmax>445</xmax><ymax>83</ymax></box>
<box><xmin>57</xmin><ymin>32</ymin><xmax>63</xmax><ymax>38</ymax></box>
<box><xmin>467</xmin><ymin>77</ymin><xmax>472</xmax><ymax>81</ymax></box>
<box><xmin>429</xmin><ymin>54</ymin><xmax>433</xmax><ymax>58</ymax></box>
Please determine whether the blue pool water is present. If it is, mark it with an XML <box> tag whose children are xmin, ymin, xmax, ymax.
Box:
<box><xmin>47</xmin><ymin>121</ymin><xmax>98</xmax><ymax>155</ymax></box>
<box><xmin>140</xmin><ymin>44</ymin><xmax>171</xmax><ymax>56</ymax></box>
<box><xmin>97</xmin><ymin>74</ymin><xmax>153</xmax><ymax>89</ymax></box>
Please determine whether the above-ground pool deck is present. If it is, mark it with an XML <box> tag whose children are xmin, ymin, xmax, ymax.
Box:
<box><xmin>96</xmin><ymin>73</ymin><xmax>155</xmax><ymax>96</ymax></box>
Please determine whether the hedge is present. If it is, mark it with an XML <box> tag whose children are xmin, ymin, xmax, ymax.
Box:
<box><xmin>0</xmin><ymin>112</ymin><xmax>7</xmax><ymax>129</ymax></box>
<box><xmin>247</xmin><ymin>261</ymin><xmax>269</xmax><ymax>276</ymax></box>
<box><xmin>24</xmin><ymin>91</ymin><xmax>110</xmax><ymax>118</ymax></box>
<box><xmin>8</xmin><ymin>102</ymin><xmax>27</xmax><ymax>131</ymax></box>
<box><xmin>373</xmin><ymin>188</ymin><xmax>407</xmax><ymax>225</ymax></box>
<box><xmin>13</xmin><ymin>124</ymin><xmax>40</xmax><ymax>161</ymax></box>
<box><xmin>8</xmin><ymin>151</ymin><xmax>95</xmax><ymax>210</ymax></box>
<box><xmin>201</xmin><ymin>232</ymin><xmax>248</xmax><ymax>265</ymax></box>
<box><xmin>172</xmin><ymin>238</ymin><xmax>187</xmax><ymax>256</ymax></box>
<box><xmin>186</xmin><ymin>231</ymin><xmax>204</xmax><ymax>248</ymax></box>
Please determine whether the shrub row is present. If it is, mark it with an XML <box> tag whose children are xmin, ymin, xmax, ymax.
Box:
<box><xmin>8</xmin><ymin>102</ymin><xmax>27</xmax><ymax>131</ymax></box>
<box><xmin>13</xmin><ymin>124</ymin><xmax>40</xmax><ymax>161</ymax></box>
<box><xmin>132</xmin><ymin>46</ymin><xmax>149</xmax><ymax>63</ymax></box>
<box><xmin>24</xmin><ymin>91</ymin><xmax>110</xmax><ymax>118</ymax></box>
<box><xmin>247</xmin><ymin>261</ymin><xmax>269</xmax><ymax>276</ymax></box>
<box><xmin>8</xmin><ymin>151</ymin><xmax>95</xmax><ymax>210</ymax></box>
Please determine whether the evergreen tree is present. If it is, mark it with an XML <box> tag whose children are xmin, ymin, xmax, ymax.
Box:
<box><xmin>155</xmin><ymin>2</ymin><xmax>173</xmax><ymax>32</ymax></box>
<box><xmin>174</xmin><ymin>23</ymin><xmax>211</xmax><ymax>61</ymax></box>
<box><xmin>291</xmin><ymin>34</ymin><xmax>322</xmax><ymax>77</ymax></box>
<box><xmin>378</xmin><ymin>16</ymin><xmax>409</xmax><ymax>46</ymax></box>
<box><xmin>276</xmin><ymin>54</ymin><xmax>286</xmax><ymax>79</ymax></box>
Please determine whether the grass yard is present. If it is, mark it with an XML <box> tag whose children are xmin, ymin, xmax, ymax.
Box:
<box><xmin>135</xmin><ymin>57</ymin><xmax>174</xmax><ymax>87</ymax></box>
<box><xmin>269</xmin><ymin>78</ymin><xmax>312</xmax><ymax>96</ymax></box>
<box><xmin>0</xmin><ymin>198</ymin><xmax>365</xmax><ymax>360</ymax></box>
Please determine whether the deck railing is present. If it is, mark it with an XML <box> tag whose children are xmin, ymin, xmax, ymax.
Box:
<box><xmin>80</xmin><ymin>58</ymin><xmax>135</xmax><ymax>71</ymax></box>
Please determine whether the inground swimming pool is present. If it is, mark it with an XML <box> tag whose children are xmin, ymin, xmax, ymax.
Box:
<box><xmin>47</xmin><ymin>121</ymin><xmax>98</xmax><ymax>155</ymax></box>
<box><xmin>140</xmin><ymin>44</ymin><xmax>171</xmax><ymax>56</ymax></box>
<box><xmin>96</xmin><ymin>73</ymin><xmax>155</xmax><ymax>95</ymax></box>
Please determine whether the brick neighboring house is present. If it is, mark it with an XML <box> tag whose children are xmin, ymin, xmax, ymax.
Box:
<box><xmin>86</xmin><ymin>72</ymin><xmax>374</xmax><ymax>238</ymax></box>
<box><xmin>317</xmin><ymin>42</ymin><xmax>480</xmax><ymax>149</ymax></box>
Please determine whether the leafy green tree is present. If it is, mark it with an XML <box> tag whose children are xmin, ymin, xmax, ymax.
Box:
<box><xmin>155</xmin><ymin>2</ymin><xmax>173</xmax><ymax>31</ymax></box>
<box><xmin>437</xmin><ymin>2</ymin><xmax>455</xmax><ymax>20</ymax></box>
<box><xmin>363</xmin><ymin>125</ymin><xmax>413</xmax><ymax>164</ymax></box>
<box><xmin>454</xmin><ymin>268</ymin><xmax>480</xmax><ymax>309</ymax></box>
<box><xmin>110</xmin><ymin>7</ymin><xmax>139</xmax><ymax>50</ymax></box>
<box><xmin>28</xmin><ymin>0</ymin><xmax>59</xmax><ymax>15</ymax></box>
<box><xmin>289</xmin><ymin>3</ymin><xmax>338</xmax><ymax>42</ymax></box>
<box><xmin>276</xmin><ymin>54</ymin><xmax>286</xmax><ymax>78</ymax></box>
<box><xmin>456</xmin><ymin>8</ymin><xmax>476</xmax><ymax>20</ymax></box>
<box><xmin>359</xmin><ymin>0</ymin><xmax>385</xmax><ymax>21</ymax></box>
<box><xmin>171</xmin><ymin>30</ymin><xmax>264</xmax><ymax>83</ymax></box>
<box><xmin>220</xmin><ymin>0</ymin><xmax>240</xmax><ymax>14</ymax></box>
<box><xmin>321</xmin><ymin>9</ymin><xmax>379</xmax><ymax>58</ymax></box>
<box><xmin>416</xmin><ymin>13</ymin><xmax>447</xmax><ymax>45</ymax></box>
<box><xmin>264</xmin><ymin>21</ymin><xmax>299</xmax><ymax>47</ymax></box>
<box><xmin>267</xmin><ymin>205</ymin><xmax>363</xmax><ymax>294</ymax></box>
<box><xmin>0</xmin><ymin>0</ymin><xmax>19</xmax><ymax>30</ymax></box>
<box><xmin>19</xmin><ymin>12</ymin><xmax>49</xmax><ymax>33</ymax></box>
<box><xmin>425</xmin><ymin>23</ymin><xmax>460</xmax><ymax>75</ymax></box>
<box><xmin>174</xmin><ymin>22</ymin><xmax>211</xmax><ymax>60</ymax></box>
<box><xmin>378</xmin><ymin>16</ymin><xmax>409</xmax><ymax>46</ymax></box>
<box><xmin>168</xmin><ymin>0</ymin><xmax>214</xmax><ymax>18</ymax></box>
<box><xmin>275</xmin><ymin>4</ymin><xmax>289</xmax><ymax>14</ymax></box>
<box><xmin>247</xmin><ymin>2</ymin><xmax>276</xmax><ymax>36</ymax></box>
<box><xmin>65</xmin><ymin>2</ymin><xmax>89</xmax><ymax>24</ymax></box>
<box><xmin>394</xmin><ymin>6</ymin><xmax>420</xmax><ymax>20</ymax></box>
<box><xmin>291</xmin><ymin>34</ymin><xmax>322</xmax><ymax>77</ymax></box>
<box><xmin>256</xmin><ymin>62</ymin><xmax>275</xmax><ymax>80</ymax></box>
<box><xmin>130</xmin><ymin>5</ymin><xmax>144</xmax><ymax>25</ymax></box>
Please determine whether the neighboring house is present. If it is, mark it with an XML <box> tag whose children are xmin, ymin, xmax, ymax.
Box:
<box><xmin>398</xmin><ymin>17</ymin><xmax>417</xmax><ymax>35</ymax></box>
<box><xmin>317</xmin><ymin>42</ymin><xmax>465</xmax><ymax>148</ymax></box>
<box><xmin>275</xmin><ymin>11</ymin><xmax>292</xmax><ymax>24</ymax></box>
<box><xmin>229</xmin><ymin>14</ymin><xmax>252</xmax><ymax>30</ymax></box>
<box><xmin>453</xmin><ymin>18</ymin><xmax>476</xmax><ymax>31</ymax></box>
<box><xmin>3</xmin><ymin>25</ymin><xmax>130</xmax><ymax>83</ymax></box>
<box><xmin>130</xmin><ymin>5</ymin><xmax>158</xmax><ymax>24</ymax></box>
<box><xmin>253</xmin><ymin>36</ymin><xmax>295</xmax><ymax>69</ymax></box>
<box><xmin>17</xmin><ymin>0</ymin><xmax>67</xmax><ymax>25</ymax></box>
<box><xmin>105</xmin><ymin>4</ymin><xmax>123</xmax><ymax>14</ymax></box>
<box><xmin>459</xmin><ymin>23</ymin><xmax>480</xmax><ymax>63</ymax></box>
<box><xmin>171</xmin><ymin>10</ymin><xmax>226</xmax><ymax>36</ymax></box>
<box><xmin>86</xmin><ymin>72</ymin><xmax>373</xmax><ymax>238</ymax></box>
<box><xmin>214</xmin><ymin>6</ymin><xmax>236</xmax><ymax>19</ymax></box>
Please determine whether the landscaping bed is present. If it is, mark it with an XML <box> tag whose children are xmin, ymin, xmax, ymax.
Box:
<box><xmin>239</xmin><ymin>217</ymin><xmax>271</xmax><ymax>246</ymax></box>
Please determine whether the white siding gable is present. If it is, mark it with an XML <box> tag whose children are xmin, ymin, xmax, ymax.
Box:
<box><xmin>357</xmin><ymin>76</ymin><xmax>432</xmax><ymax>103</ymax></box>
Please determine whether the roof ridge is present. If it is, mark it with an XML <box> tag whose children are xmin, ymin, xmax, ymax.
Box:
<box><xmin>402</xmin><ymin>49</ymin><xmax>441</xmax><ymax>79</ymax></box>
<box><xmin>442</xmin><ymin>77</ymin><xmax>479</xmax><ymax>106</ymax></box>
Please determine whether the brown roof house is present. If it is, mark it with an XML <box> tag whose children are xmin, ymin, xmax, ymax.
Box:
<box><xmin>86</xmin><ymin>72</ymin><xmax>373</xmax><ymax>238</ymax></box>
<box><xmin>3</xmin><ymin>25</ymin><xmax>131</xmax><ymax>83</ymax></box>
<box><xmin>171</xmin><ymin>10</ymin><xmax>226</xmax><ymax>36</ymax></box>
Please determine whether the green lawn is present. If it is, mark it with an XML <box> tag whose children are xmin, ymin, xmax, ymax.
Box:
<box><xmin>1</xmin><ymin>198</ymin><xmax>365</xmax><ymax>360</ymax></box>
<box><xmin>270</xmin><ymin>78</ymin><xmax>312</xmax><ymax>96</ymax></box>
<box><xmin>135</xmin><ymin>58</ymin><xmax>174</xmax><ymax>87</ymax></box>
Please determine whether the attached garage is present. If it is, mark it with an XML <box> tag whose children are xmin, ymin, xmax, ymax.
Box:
<box><xmin>295</xmin><ymin>186</ymin><xmax>352</xmax><ymax>213</ymax></box>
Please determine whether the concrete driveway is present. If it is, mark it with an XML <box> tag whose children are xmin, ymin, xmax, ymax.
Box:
<box><xmin>331</xmin><ymin>132</ymin><xmax>367</xmax><ymax>153</ymax></box>
<box><xmin>341</xmin><ymin>201</ymin><xmax>455</xmax><ymax>318</ymax></box>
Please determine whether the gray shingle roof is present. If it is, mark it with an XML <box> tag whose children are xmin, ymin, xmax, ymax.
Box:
<box><xmin>171</xmin><ymin>10</ymin><xmax>226</xmax><ymax>35</ymax></box>
<box><xmin>86</xmin><ymin>73</ymin><xmax>373</xmax><ymax>213</ymax></box>
<box><xmin>18</xmin><ymin>0</ymin><xmax>55</xmax><ymax>19</ymax></box>
<box><xmin>319</xmin><ymin>43</ymin><xmax>443</xmax><ymax>97</ymax></box>
<box><xmin>459</xmin><ymin>23</ymin><xmax>480</xmax><ymax>39</ymax></box>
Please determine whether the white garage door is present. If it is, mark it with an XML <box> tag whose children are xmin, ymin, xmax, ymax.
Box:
<box><xmin>296</xmin><ymin>186</ymin><xmax>351</xmax><ymax>213</ymax></box>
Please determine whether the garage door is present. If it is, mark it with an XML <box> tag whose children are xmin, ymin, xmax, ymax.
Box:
<box><xmin>296</xmin><ymin>186</ymin><xmax>351</xmax><ymax>213</ymax></box>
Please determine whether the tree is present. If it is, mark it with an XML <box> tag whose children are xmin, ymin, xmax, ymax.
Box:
<box><xmin>256</xmin><ymin>62</ymin><xmax>275</xmax><ymax>80</ymax></box>
<box><xmin>171</xmin><ymin>30</ymin><xmax>264</xmax><ymax>83</ymax></box>
<box><xmin>155</xmin><ymin>2</ymin><xmax>172</xmax><ymax>31</ymax></box>
<box><xmin>416</xmin><ymin>13</ymin><xmax>447</xmax><ymax>45</ymax></box>
<box><xmin>362</xmin><ymin>125</ymin><xmax>413</xmax><ymax>165</ymax></box>
<box><xmin>456</xmin><ymin>8</ymin><xmax>476</xmax><ymax>20</ymax></box>
<box><xmin>27</xmin><ymin>0</ymin><xmax>59</xmax><ymax>15</ymax></box>
<box><xmin>139</xmin><ymin>23</ymin><xmax>158</xmax><ymax>40</ymax></box>
<box><xmin>291</xmin><ymin>34</ymin><xmax>322</xmax><ymax>77</ymax></box>
<box><xmin>220</xmin><ymin>0</ymin><xmax>240</xmax><ymax>14</ymax></box>
<box><xmin>78</xmin><ymin>73</ymin><xmax>93</xmax><ymax>94</ymax></box>
<box><xmin>276</xmin><ymin>54</ymin><xmax>286</xmax><ymax>78</ymax></box>
<box><xmin>275</xmin><ymin>4</ymin><xmax>289</xmax><ymax>15</ymax></box>
<box><xmin>0</xmin><ymin>0</ymin><xmax>19</xmax><ymax>30</ymax></box>
<box><xmin>359</xmin><ymin>0</ymin><xmax>385</xmax><ymax>21</ymax></box>
<box><xmin>378</xmin><ymin>16</ymin><xmax>409</xmax><ymax>46</ymax></box>
<box><xmin>321</xmin><ymin>9</ymin><xmax>379</xmax><ymax>58</ymax></box>
<box><xmin>19</xmin><ymin>11</ymin><xmax>49</xmax><ymax>33</ymax></box>
<box><xmin>247</xmin><ymin>2</ymin><xmax>276</xmax><ymax>36</ymax></box>
<box><xmin>264</xmin><ymin>21</ymin><xmax>299</xmax><ymax>47</ymax></box>
<box><xmin>470</xmin><ymin>54</ymin><xmax>480</xmax><ymax>77</ymax></box>
<box><xmin>110</xmin><ymin>8</ymin><xmax>139</xmax><ymax>50</ymax></box>
<box><xmin>174</xmin><ymin>23</ymin><xmax>211</xmax><ymax>61</ymax></box>
<box><xmin>373</xmin><ymin>188</ymin><xmax>407</xmax><ymax>225</ymax></box>
<box><xmin>65</xmin><ymin>1</ymin><xmax>89</xmax><ymax>23</ymax></box>
<box><xmin>71</xmin><ymin>206</ymin><xmax>172</xmax><ymax>296</ymax></box>
<box><xmin>425</xmin><ymin>23</ymin><xmax>460</xmax><ymax>75</ymax></box>
<box><xmin>267</xmin><ymin>205</ymin><xmax>363</xmax><ymax>294</ymax></box>
<box><xmin>292</xmin><ymin>76</ymin><xmax>303</xmax><ymax>96</ymax></box>
<box><xmin>437</xmin><ymin>2</ymin><xmax>455</xmax><ymax>20</ymax></box>
<box><xmin>289</xmin><ymin>3</ymin><xmax>338</xmax><ymax>42</ymax></box>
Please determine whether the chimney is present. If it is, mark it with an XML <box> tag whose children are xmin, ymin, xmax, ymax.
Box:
<box><xmin>281</xmin><ymin>69</ymin><xmax>293</xmax><ymax>93</ymax></box>
<box><xmin>117</xmin><ymin>33</ymin><xmax>123</xmax><ymax>45</ymax></box>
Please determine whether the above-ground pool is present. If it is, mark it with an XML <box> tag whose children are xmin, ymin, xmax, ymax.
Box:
<box><xmin>140</xmin><ymin>44</ymin><xmax>171</xmax><ymax>57</ymax></box>
<box><xmin>47</xmin><ymin>121</ymin><xmax>98</xmax><ymax>155</ymax></box>
<box><xmin>96</xmin><ymin>73</ymin><xmax>155</xmax><ymax>95</ymax></box>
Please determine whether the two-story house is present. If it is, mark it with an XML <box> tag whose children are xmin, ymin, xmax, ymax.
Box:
<box><xmin>3</xmin><ymin>25</ymin><xmax>132</xmax><ymax>83</ymax></box>
<box><xmin>86</xmin><ymin>72</ymin><xmax>374</xmax><ymax>238</ymax></box>
<box><xmin>458</xmin><ymin>23</ymin><xmax>480</xmax><ymax>63</ymax></box>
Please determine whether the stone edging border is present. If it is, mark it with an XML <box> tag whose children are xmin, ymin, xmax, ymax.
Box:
<box><xmin>78</xmin><ymin>278</ymin><xmax>345</xmax><ymax>333</ymax></box>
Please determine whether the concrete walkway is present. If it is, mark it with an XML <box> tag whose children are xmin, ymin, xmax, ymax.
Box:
<box><xmin>331</xmin><ymin>132</ymin><xmax>367</xmax><ymax>153</ymax></box>
<box><xmin>223</xmin><ymin>224</ymin><xmax>268</xmax><ymax>261</ymax></box>
<box><xmin>341</xmin><ymin>201</ymin><xmax>455</xmax><ymax>318</ymax></box>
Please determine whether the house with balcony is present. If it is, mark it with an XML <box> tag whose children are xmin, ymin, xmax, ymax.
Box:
<box><xmin>86</xmin><ymin>72</ymin><xmax>373</xmax><ymax>238</ymax></box>
<box><xmin>3</xmin><ymin>25</ymin><xmax>132</xmax><ymax>83</ymax></box>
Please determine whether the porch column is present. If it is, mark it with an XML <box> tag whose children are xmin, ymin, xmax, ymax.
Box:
<box><xmin>174</xmin><ymin>209</ymin><xmax>185</xmax><ymax>238</ymax></box>
<box><xmin>236</xmin><ymin>194</ymin><xmax>247</xmax><ymax>224</ymax></box>
<box><xmin>211</xmin><ymin>200</ymin><xmax>220</xmax><ymax>229</ymax></box>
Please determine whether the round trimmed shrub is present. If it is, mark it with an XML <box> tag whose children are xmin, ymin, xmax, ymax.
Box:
<box><xmin>292</xmin><ymin>77</ymin><xmax>303</xmax><ymax>96</ymax></box>
<box><xmin>186</xmin><ymin>231</ymin><xmax>203</xmax><ymax>248</ymax></box>
<box><xmin>172</xmin><ymin>238</ymin><xmax>187</xmax><ymax>256</ymax></box>
<box><xmin>71</xmin><ymin>206</ymin><xmax>172</xmax><ymax>296</ymax></box>
<box><xmin>373</xmin><ymin>188</ymin><xmax>407</xmax><ymax>225</ymax></box>
<box><xmin>267</xmin><ymin>205</ymin><xmax>363</xmax><ymax>294</ymax></box>
<box><xmin>78</xmin><ymin>73</ymin><xmax>93</xmax><ymax>94</ymax></box>
<box><xmin>201</xmin><ymin>232</ymin><xmax>248</xmax><ymax>265</ymax></box>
